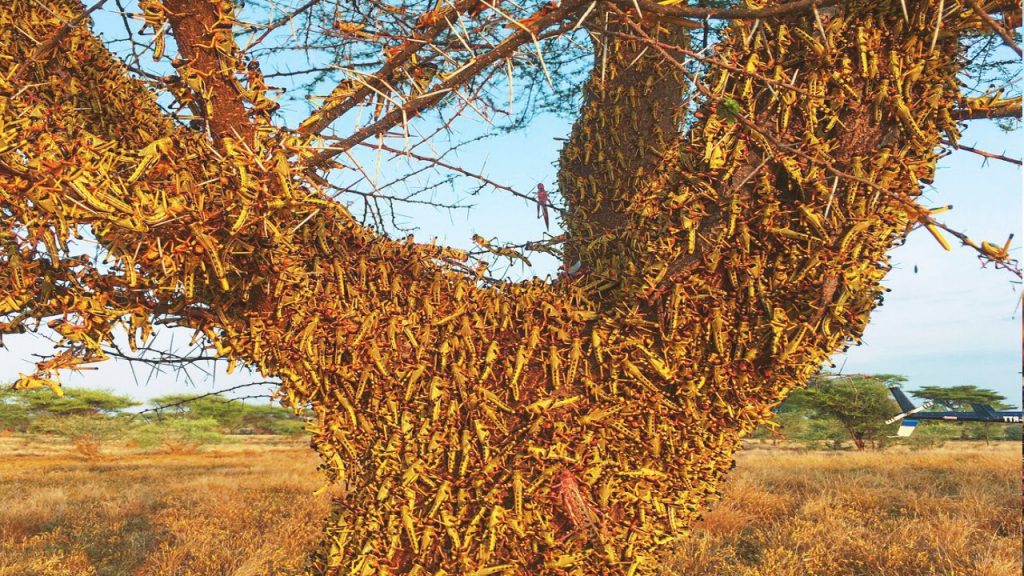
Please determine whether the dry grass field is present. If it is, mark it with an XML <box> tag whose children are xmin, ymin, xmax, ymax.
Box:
<box><xmin>667</xmin><ymin>443</ymin><xmax>1021</xmax><ymax>576</ymax></box>
<box><xmin>0</xmin><ymin>437</ymin><xmax>1018</xmax><ymax>576</ymax></box>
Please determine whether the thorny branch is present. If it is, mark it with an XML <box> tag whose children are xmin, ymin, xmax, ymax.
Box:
<box><xmin>132</xmin><ymin>381</ymin><xmax>283</xmax><ymax>418</ymax></box>
<box><xmin>360</xmin><ymin>140</ymin><xmax>561</xmax><ymax>211</ymax></box>
<box><xmin>966</xmin><ymin>0</ymin><xmax>1022</xmax><ymax>56</ymax></box>
<box><xmin>301</xmin><ymin>1</ymin><xmax>588</xmax><ymax>169</ymax></box>
<box><xmin>942</xmin><ymin>138</ymin><xmax>1022</xmax><ymax>165</ymax></box>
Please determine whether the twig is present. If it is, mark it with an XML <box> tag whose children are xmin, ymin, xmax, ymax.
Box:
<box><xmin>942</xmin><ymin>139</ymin><xmax>1022</xmax><ymax>165</ymax></box>
<box><xmin>295</xmin><ymin>0</ymin><xmax>487</xmax><ymax>136</ymax></box>
<box><xmin>132</xmin><ymin>381</ymin><xmax>279</xmax><ymax>418</ymax></box>
<box><xmin>624</xmin><ymin>0</ymin><xmax>842</xmax><ymax>21</ymax></box>
<box><xmin>358</xmin><ymin>141</ymin><xmax>562</xmax><ymax>212</ymax></box>
<box><xmin>930</xmin><ymin>0</ymin><xmax>945</xmax><ymax>54</ymax></box>
<box><xmin>300</xmin><ymin>1</ymin><xmax>586</xmax><ymax>169</ymax></box>
<box><xmin>12</xmin><ymin>0</ymin><xmax>108</xmax><ymax>84</ymax></box>
<box><xmin>246</xmin><ymin>0</ymin><xmax>324</xmax><ymax>50</ymax></box>
<box><xmin>32</xmin><ymin>0</ymin><xmax>108</xmax><ymax>61</ymax></box>
<box><xmin>966</xmin><ymin>0</ymin><xmax>1022</xmax><ymax>56</ymax></box>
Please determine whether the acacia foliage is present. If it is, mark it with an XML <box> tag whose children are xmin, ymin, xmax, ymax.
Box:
<box><xmin>913</xmin><ymin>384</ymin><xmax>1012</xmax><ymax>410</ymax></box>
<box><xmin>0</xmin><ymin>387</ymin><xmax>138</xmax><ymax>432</ymax></box>
<box><xmin>147</xmin><ymin>393</ymin><xmax>309</xmax><ymax>434</ymax></box>
<box><xmin>786</xmin><ymin>375</ymin><xmax>902</xmax><ymax>450</ymax></box>
<box><xmin>0</xmin><ymin>0</ymin><xmax>1018</xmax><ymax>574</ymax></box>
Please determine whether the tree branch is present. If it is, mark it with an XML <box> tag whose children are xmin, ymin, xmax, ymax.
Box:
<box><xmin>953</xmin><ymin>95</ymin><xmax>1021</xmax><ymax>120</ymax></box>
<box><xmin>300</xmin><ymin>0</ymin><xmax>587</xmax><ymax>170</ymax></box>
<box><xmin>29</xmin><ymin>0</ymin><xmax>108</xmax><ymax>63</ymax></box>
<box><xmin>246</xmin><ymin>0</ymin><xmax>326</xmax><ymax>49</ymax></box>
<box><xmin>622</xmin><ymin>0</ymin><xmax>842</xmax><ymax>21</ymax></box>
<box><xmin>359</xmin><ymin>141</ymin><xmax>559</xmax><ymax>211</ymax></box>
<box><xmin>966</xmin><ymin>0</ymin><xmax>1022</xmax><ymax>56</ymax></box>
<box><xmin>295</xmin><ymin>0</ymin><xmax>488</xmax><ymax>136</ymax></box>
<box><xmin>164</xmin><ymin>0</ymin><xmax>254</xmax><ymax>143</ymax></box>
<box><xmin>942</xmin><ymin>138</ymin><xmax>1022</xmax><ymax>165</ymax></box>
<box><xmin>132</xmin><ymin>381</ymin><xmax>279</xmax><ymax>418</ymax></box>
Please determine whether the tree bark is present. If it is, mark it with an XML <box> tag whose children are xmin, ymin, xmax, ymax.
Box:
<box><xmin>558</xmin><ymin>10</ymin><xmax>690</xmax><ymax>304</ymax></box>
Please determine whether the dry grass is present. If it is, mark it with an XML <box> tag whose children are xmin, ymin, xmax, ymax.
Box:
<box><xmin>0</xmin><ymin>436</ymin><xmax>332</xmax><ymax>576</ymax></box>
<box><xmin>0</xmin><ymin>437</ymin><xmax>1018</xmax><ymax>575</ymax></box>
<box><xmin>667</xmin><ymin>442</ymin><xmax>1021</xmax><ymax>576</ymax></box>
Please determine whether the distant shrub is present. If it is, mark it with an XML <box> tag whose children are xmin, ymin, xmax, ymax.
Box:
<box><xmin>0</xmin><ymin>399</ymin><xmax>30</xmax><ymax>432</ymax></box>
<box><xmin>71</xmin><ymin>434</ymin><xmax>105</xmax><ymax>460</ymax></box>
<box><xmin>797</xmin><ymin>419</ymin><xmax>848</xmax><ymax>450</ymax></box>
<box><xmin>130</xmin><ymin>417</ymin><xmax>224</xmax><ymax>452</ymax></box>
<box><xmin>28</xmin><ymin>413</ymin><xmax>131</xmax><ymax>438</ymax></box>
<box><xmin>904</xmin><ymin>422</ymin><xmax>956</xmax><ymax>450</ymax></box>
<box><xmin>2</xmin><ymin>386</ymin><xmax>309</xmax><ymax>443</ymax></box>
<box><xmin>262</xmin><ymin>416</ymin><xmax>307</xmax><ymax>436</ymax></box>
<box><xmin>28</xmin><ymin>413</ymin><xmax>136</xmax><ymax>458</ymax></box>
<box><xmin>956</xmin><ymin>422</ymin><xmax>1015</xmax><ymax>444</ymax></box>
<box><xmin>146</xmin><ymin>394</ymin><xmax>309</xmax><ymax>435</ymax></box>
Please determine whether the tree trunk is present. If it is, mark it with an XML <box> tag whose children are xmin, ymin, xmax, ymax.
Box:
<box><xmin>558</xmin><ymin>11</ymin><xmax>690</xmax><ymax>303</ymax></box>
<box><xmin>853</xmin><ymin>433</ymin><xmax>866</xmax><ymax>450</ymax></box>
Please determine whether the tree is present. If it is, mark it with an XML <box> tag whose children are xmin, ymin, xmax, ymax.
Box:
<box><xmin>0</xmin><ymin>386</ymin><xmax>138</xmax><ymax>431</ymax></box>
<box><xmin>0</xmin><ymin>386</ymin><xmax>137</xmax><ymax>457</ymax></box>
<box><xmin>1</xmin><ymin>0</ymin><xmax>1020</xmax><ymax>574</ymax></box>
<box><xmin>911</xmin><ymin>385</ymin><xmax>1015</xmax><ymax>442</ymax></box>
<box><xmin>749</xmin><ymin>408</ymin><xmax>812</xmax><ymax>446</ymax></box>
<box><xmin>147</xmin><ymin>393</ymin><xmax>308</xmax><ymax>434</ymax></box>
<box><xmin>912</xmin><ymin>385</ymin><xmax>1012</xmax><ymax>410</ymax></box>
<box><xmin>788</xmin><ymin>374</ymin><xmax>903</xmax><ymax>450</ymax></box>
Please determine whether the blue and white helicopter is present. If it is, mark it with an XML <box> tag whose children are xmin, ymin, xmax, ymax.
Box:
<box><xmin>886</xmin><ymin>386</ymin><xmax>1022</xmax><ymax>437</ymax></box>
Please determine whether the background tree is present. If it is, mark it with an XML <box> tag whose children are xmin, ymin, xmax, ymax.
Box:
<box><xmin>0</xmin><ymin>386</ymin><xmax>137</xmax><ymax>457</ymax></box>
<box><xmin>0</xmin><ymin>386</ymin><xmax>138</xmax><ymax>432</ymax></box>
<box><xmin>147</xmin><ymin>393</ymin><xmax>308</xmax><ymax>435</ymax></box>
<box><xmin>912</xmin><ymin>384</ymin><xmax>1015</xmax><ymax>442</ymax></box>
<box><xmin>757</xmin><ymin>379</ymin><xmax>1021</xmax><ymax>448</ymax></box>
<box><xmin>912</xmin><ymin>384</ymin><xmax>1012</xmax><ymax>410</ymax></box>
<box><xmin>0</xmin><ymin>383</ymin><xmax>306</xmax><ymax>454</ymax></box>
<box><xmin>785</xmin><ymin>374</ymin><xmax>903</xmax><ymax>450</ymax></box>
<box><xmin>1</xmin><ymin>0</ymin><xmax>1020</xmax><ymax>574</ymax></box>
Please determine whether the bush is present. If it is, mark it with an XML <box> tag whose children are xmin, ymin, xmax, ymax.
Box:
<box><xmin>146</xmin><ymin>394</ymin><xmax>309</xmax><ymax>435</ymax></box>
<box><xmin>28</xmin><ymin>413</ymin><xmax>134</xmax><ymax>440</ymax></box>
<box><xmin>130</xmin><ymin>417</ymin><xmax>224</xmax><ymax>452</ymax></box>
<box><xmin>903</xmin><ymin>422</ymin><xmax>956</xmax><ymax>450</ymax></box>
<box><xmin>261</xmin><ymin>415</ymin><xmax>308</xmax><ymax>436</ymax></box>
<box><xmin>71</xmin><ymin>435</ymin><xmax>105</xmax><ymax>460</ymax></box>
<box><xmin>24</xmin><ymin>413</ymin><xmax>136</xmax><ymax>459</ymax></box>
<box><xmin>795</xmin><ymin>418</ymin><xmax>848</xmax><ymax>450</ymax></box>
<box><xmin>0</xmin><ymin>399</ymin><xmax>30</xmax><ymax>432</ymax></box>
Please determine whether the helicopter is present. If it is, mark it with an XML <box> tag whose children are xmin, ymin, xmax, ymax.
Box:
<box><xmin>886</xmin><ymin>386</ymin><xmax>1022</xmax><ymax>437</ymax></box>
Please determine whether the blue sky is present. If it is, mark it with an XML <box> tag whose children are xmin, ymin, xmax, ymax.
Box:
<box><xmin>0</xmin><ymin>7</ymin><xmax>1020</xmax><ymax>408</ymax></box>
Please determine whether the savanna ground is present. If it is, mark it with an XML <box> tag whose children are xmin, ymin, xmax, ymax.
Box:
<box><xmin>0</xmin><ymin>436</ymin><xmax>1019</xmax><ymax>576</ymax></box>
